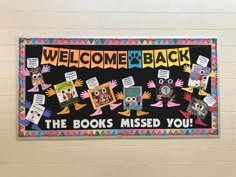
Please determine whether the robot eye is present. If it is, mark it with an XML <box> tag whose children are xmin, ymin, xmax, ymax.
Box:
<box><xmin>158</xmin><ymin>79</ymin><xmax>164</xmax><ymax>84</ymax></box>
<box><xmin>37</xmin><ymin>73</ymin><xmax>42</xmax><ymax>78</ymax></box>
<box><xmin>101</xmin><ymin>88</ymin><xmax>106</xmax><ymax>93</ymax></box>
<box><xmin>168</xmin><ymin>79</ymin><xmax>173</xmax><ymax>84</ymax></box>
<box><xmin>195</xmin><ymin>103</ymin><xmax>200</xmax><ymax>108</ymax></box>
<box><xmin>131</xmin><ymin>97</ymin><xmax>136</xmax><ymax>101</ymax></box>
<box><xmin>200</xmin><ymin>70</ymin><xmax>205</xmax><ymax>75</ymax></box>
<box><xmin>199</xmin><ymin>105</ymin><xmax>204</xmax><ymax>110</ymax></box>
<box><xmin>125</xmin><ymin>97</ymin><xmax>131</xmax><ymax>102</ymax></box>
<box><xmin>94</xmin><ymin>91</ymin><xmax>100</xmax><ymax>96</ymax></box>
<box><xmin>202</xmin><ymin>76</ymin><xmax>207</xmax><ymax>80</ymax></box>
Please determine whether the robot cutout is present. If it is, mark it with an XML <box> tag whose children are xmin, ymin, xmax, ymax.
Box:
<box><xmin>182</xmin><ymin>60</ymin><xmax>217</xmax><ymax>96</ymax></box>
<box><xmin>115</xmin><ymin>76</ymin><xmax>151</xmax><ymax>117</ymax></box>
<box><xmin>46</xmin><ymin>74</ymin><xmax>86</xmax><ymax>115</ymax></box>
<box><xmin>80</xmin><ymin>78</ymin><xmax>121</xmax><ymax>117</ymax></box>
<box><xmin>179</xmin><ymin>92</ymin><xmax>216</xmax><ymax>127</ymax></box>
<box><xmin>19</xmin><ymin>100</ymin><xmax>52</xmax><ymax>131</ymax></box>
<box><xmin>147</xmin><ymin>70</ymin><xmax>184</xmax><ymax>107</ymax></box>
<box><xmin>20</xmin><ymin>65</ymin><xmax>52</xmax><ymax>92</ymax></box>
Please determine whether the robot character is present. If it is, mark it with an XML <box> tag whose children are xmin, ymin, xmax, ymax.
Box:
<box><xmin>179</xmin><ymin>92</ymin><xmax>216</xmax><ymax>127</ymax></box>
<box><xmin>19</xmin><ymin>101</ymin><xmax>52</xmax><ymax>131</ymax></box>
<box><xmin>20</xmin><ymin>65</ymin><xmax>52</xmax><ymax>92</ymax></box>
<box><xmin>80</xmin><ymin>80</ymin><xmax>121</xmax><ymax>117</ymax></box>
<box><xmin>115</xmin><ymin>87</ymin><xmax>151</xmax><ymax>117</ymax></box>
<box><xmin>46</xmin><ymin>79</ymin><xmax>86</xmax><ymax>115</ymax></box>
<box><xmin>147</xmin><ymin>78</ymin><xmax>184</xmax><ymax>107</ymax></box>
<box><xmin>182</xmin><ymin>64</ymin><xmax>217</xmax><ymax>96</ymax></box>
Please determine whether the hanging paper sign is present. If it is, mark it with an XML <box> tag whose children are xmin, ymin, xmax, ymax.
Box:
<box><xmin>27</xmin><ymin>58</ymin><xmax>39</xmax><ymax>68</ymax></box>
<box><xmin>122</xmin><ymin>76</ymin><xmax>135</xmax><ymax>88</ymax></box>
<box><xmin>33</xmin><ymin>94</ymin><xmax>46</xmax><ymax>105</ymax></box>
<box><xmin>197</xmin><ymin>55</ymin><xmax>210</xmax><ymax>67</ymax></box>
<box><xmin>203</xmin><ymin>95</ymin><xmax>217</xmax><ymax>107</ymax></box>
<box><xmin>158</xmin><ymin>69</ymin><xmax>170</xmax><ymax>79</ymax></box>
<box><xmin>86</xmin><ymin>77</ymin><xmax>99</xmax><ymax>89</ymax></box>
<box><xmin>65</xmin><ymin>71</ymin><xmax>77</xmax><ymax>81</ymax></box>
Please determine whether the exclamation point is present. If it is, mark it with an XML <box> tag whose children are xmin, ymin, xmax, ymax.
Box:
<box><xmin>190</xmin><ymin>119</ymin><xmax>193</xmax><ymax>127</ymax></box>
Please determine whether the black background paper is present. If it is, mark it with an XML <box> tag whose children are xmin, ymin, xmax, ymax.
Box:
<box><xmin>24</xmin><ymin>44</ymin><xmax>212</xmax><ymax>130</ymax></box>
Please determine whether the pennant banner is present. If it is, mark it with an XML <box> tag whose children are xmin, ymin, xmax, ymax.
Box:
<box><xmin>18</xmin><ymin>38</ymin><xmax>219</xmax><ymax>138</ymax></box>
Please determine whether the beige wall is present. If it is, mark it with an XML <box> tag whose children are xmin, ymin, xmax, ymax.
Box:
<box><xmin>1</xmin><ymin>0</ymin><xmax>236</xmax><ymax>176</ymax></box>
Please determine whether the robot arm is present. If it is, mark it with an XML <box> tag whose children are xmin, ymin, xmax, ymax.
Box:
<box><xmin>24</xmin><ymin>100</ymin><xmax>32</xmax><ymax>109</ymax></box>
<box><xmin>208</xmin><ymin>107</ymin><xmax>217</xmax><ymax>113</ymax></box>
<box><xmin>183</xmin><ymin>65</ymin><xmax>191</xmax><ymax>73</ymax></box>
<box><xmin>43</xmin><ymin>109</ymin><xmax>52</xmax><ymax>118</ymax></box>
<box><xmin>74</xmin><ymin>79</ymin><xmax>83</xmax><ymax>88</ymax></box>
<box><xmin>183</xmin><ymin>92</ymin><xmax>192</xmax><ymax>103</ymax></box>
<box><xmin>20</xmin><ymin>68</ymin><xmax>30</xmax><ymax>77</ymax></box>
<box><xmin>142</xmin><ymin>91</ymin><xmax>151</xmax><ymax>100</ymax></box>
<box><xmin>110</xmin><ymin>80</ymin><xmax>118</xmax><ymax>89</ymax></box>
<box><xmin>147</xmin><ymin>80</ymin><xmax>156</xmax><ymax>89</ymax></box>
<box><xmin>115</xmin><ymin>92</ymin><xmax>124</xmax><ymax>100</ymax></box>
<box><xmin>45</xmin><ymin>88</ymin><xmax>56</xmax><ymax>97</ymax></box>
<box><xmin>41</xmin><ymin>65</ymin><xmax>51</xmax><ymax>73</ymax></box>
<box><xmin>175</xmin><ymin>79</ymin><xmax>184</xmax><ymax>87</ymax></box>
<box><xmin>209</xmin><ymin>70</ymin><xmax>217</xmax><ymax>78</ymax></box>
<box><xmin>80</xmin><ymin>90</ymin><xmax>89</xmax><ymax>99</ymax></box>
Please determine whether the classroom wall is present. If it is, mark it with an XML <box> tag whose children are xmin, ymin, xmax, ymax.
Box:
<box><xmin>0</xmin><ymin>0</ymin><xmax>236</xmax><ymax>177</ymax></box>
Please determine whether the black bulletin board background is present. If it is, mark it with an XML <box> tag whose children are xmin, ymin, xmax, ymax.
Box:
<box><xmin>25</xmin><ymin>44</ymin><xmax>212</xmax><ymax>130</ymax></box>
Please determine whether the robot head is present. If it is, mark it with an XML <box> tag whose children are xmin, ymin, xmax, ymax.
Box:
<box><xmin>29</xmin><ymin>110</ymin><xmax>41</xmax><ymax>122</ymax></box>
<box><xmin>56</xmin><ymin>81</ymin><xmax>77</xmax><ymax>102</ymax></box>
<box><xmin>187</xmin><ymin>97</ymin><xmax>209</xmax><ymax>119</ymax></box>
<box><xmin>188</xmin><ymin>64</ymin><xmax>211</xmax><ymax>90</ymax></box>
<box><xmin>30</xmin><ymin>67</ymin><xmax>44</xmax><ymax>86</ymax></box>
<box><xmin>61</xmin><ymin>87</ymin><xmax>75</xmax><ymax>102</ymax></box>
<box><xmin>123</xmin><ymin>86</ymin><xmax>142</xmax><ymax>110</ymax></box>
<box><xmin>156</xmin><ymin>78</ymin><xmax>174</xmax><ymax>98</ymax></box>
<box><xmin>92</xmin><ymin>86</ymin><xmax>112</xmax><ymax>106</ymax></box>
<box><xmin>125</xmin><ymin>96</ymin><xmax>137</xmax><ymax>106</ymax></box>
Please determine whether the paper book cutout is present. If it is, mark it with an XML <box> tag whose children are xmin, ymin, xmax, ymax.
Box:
<box><xmin>115</xmin><ymin>76</ymin><xmax>151</xmax><ymax>117</ymax></box>
<box><xmin>80</xmin><ymin>80</ymin><xmax>121</xmax><ymax>117</ymax></box>
<box><xmin>179</xmin><ymin>92</ymin><xmax>216</xmax><ymax>127</ymax></box>
<box><xmin>147</xmin><ymin>69</ymin><xmax>184</xmax><ymax>107</ymax></box>
<box><xmin>46</xmin><ymin>78</ymin><xmax>86</xmax><ymax>115</ymax></box>
<box><xmin>19</xmin><ymin>101</ymin><xmax>52</xmax><ymax>131</ymax></box>
<box><xmin>20</xmin><ymin>65</ymin><xmax>52</xmax><ymax>92</ymax></box>
<box><xmin>182</xmin><ymin>63</ymin><xmax>217</xmax><ymax>96</ymax></box>
<box><xmin>123</xmin><ymin>86</ymin><xmax>143</xmax><ymax>110</ymax></box>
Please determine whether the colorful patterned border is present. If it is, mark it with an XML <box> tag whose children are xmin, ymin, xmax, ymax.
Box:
<box><xmin>18</xmin><ymin>38</ymin><xmax>218</xmax><ymax>138</ymax></box>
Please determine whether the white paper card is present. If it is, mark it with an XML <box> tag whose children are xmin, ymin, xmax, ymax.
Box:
<box><xmin>197</xmin><ymin>55</ymin><xmax>209</xmax><ymax>67</ymax></box>
<box><xmin>122</xmin><ymin>76</ymin><xmax>135</xmax><ymax>88</ymax></box>
<box><xmin>33</xmin><ymin>94</ymin><xmax>45</xmax><ymax>105</ymax></box>
<box><xmin>203</xmin><ymin>95</ymin><xmax>216</xmax><ymax>107</ymax></box>
<box><xmin>158</xmin><ymin>69</ymin><xmax>170</xmax><ymax>79</ymax></box>
<box><xmin>27</xmin><ymin>58</ymin><xmax>39</xmax><ymax>68</ymax></box>
<box><xmin>86</xmin><ymin>77</ymin><xmax>99</xmax><ymax>89</ymax></box>
<box><xmin>26</xmin><ymin>104</ymin><xmax>45</xmax><ymax>124</ymax></box>
<box><xmin>65</xmin><ymin>71</ymin><xmax>77</xmax><ymax>81</ymax></box>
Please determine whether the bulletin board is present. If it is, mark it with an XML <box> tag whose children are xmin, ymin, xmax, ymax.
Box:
<box><xmin>18</xmin><ymin>38</ymin><xmax>219</xmax><ymax>138</ymax></box>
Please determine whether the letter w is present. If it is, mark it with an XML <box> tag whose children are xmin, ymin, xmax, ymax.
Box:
<box><xmin>41</xmin><ymin>47</ymin><xmax>59</xmax><ymax>66</ymax></box>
